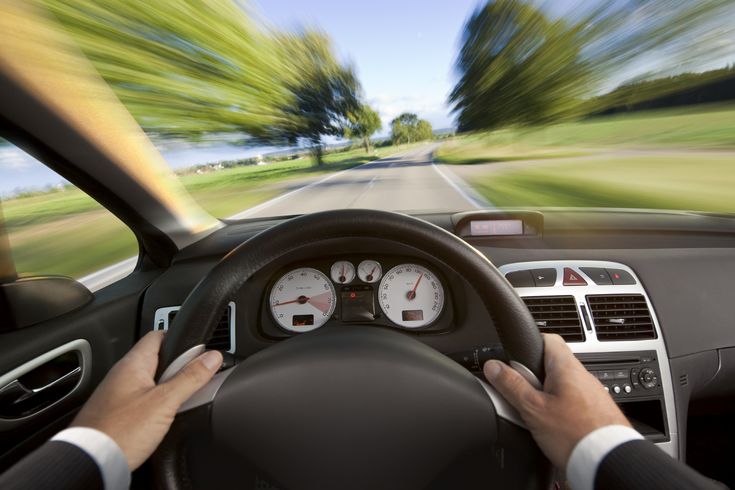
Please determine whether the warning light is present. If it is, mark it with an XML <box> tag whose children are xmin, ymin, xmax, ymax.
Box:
<box><xmin>349</xmin><ymin>292</ymin><xmax>357</xmax><ymax>299</ymax></box>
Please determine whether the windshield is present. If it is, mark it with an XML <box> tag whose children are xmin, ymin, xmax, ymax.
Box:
<box><xmin>2</xmin><ymin>0</ymin><xmax>735</xmax><ymax>221</ymax></box>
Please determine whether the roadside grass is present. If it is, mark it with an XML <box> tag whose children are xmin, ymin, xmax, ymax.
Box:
<box><xmin>469</xmin><ymin>154</ymin><xmax>735</xmax><ymax>212</ymax></box>
<box><xmin>436</xmin><ymin>104</ymin><xmax>735</xmax><ymax>165</ymax></box>
<box><xmin>3</xmin><ymin>143</ymin><xmax>404</xmax><ymax>278</ymax></box>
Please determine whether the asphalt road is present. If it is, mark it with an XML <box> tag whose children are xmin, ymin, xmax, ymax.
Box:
<box><xmin>80</xmin><ymin>144</ymin><xmax>487</xmax><ymax>290</ymax></box>
<box><xmin>231</xmin><ymin>144</ymin><xmax>489</xmax><ymax>219</ymax></box>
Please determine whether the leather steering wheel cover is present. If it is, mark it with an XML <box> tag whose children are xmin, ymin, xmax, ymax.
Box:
<box><xmin>155</xmin><ymin>209</ymin><xmax>544</xmax><ymax>381</ymax></box>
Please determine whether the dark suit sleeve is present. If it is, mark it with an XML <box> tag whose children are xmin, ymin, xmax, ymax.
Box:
<box><xmin>595</xmin><ymin>439</ymin><xmax>728</xmax><ymax>490</ymax></box>
<box><xmin>0</xmin><ymin>440</ymin><xmax>103</xmax><ymax>490</ymax></box>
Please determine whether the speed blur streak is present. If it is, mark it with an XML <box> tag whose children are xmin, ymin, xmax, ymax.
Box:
<box><xmin>450</xmin><ymin>0</ymin><xmax>735</xmax><ymax>132</ymax></box>
<box><xmin>0</xmin><ymin>0</ymin><xmax>217</xmax><ymax>235</ymax></box>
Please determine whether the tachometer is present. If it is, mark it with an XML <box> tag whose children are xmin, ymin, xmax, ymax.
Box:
<box><xmin>378</xmin><ymin>263</ymin><xmax>444</xmax><ymax>328</ymax></box>
<box><xmin>270</xmin><ymin>268</ymin><xmax>336</xmax><ymax>332</ymax></box>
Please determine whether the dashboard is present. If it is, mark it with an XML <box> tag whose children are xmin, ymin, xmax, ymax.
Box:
<box><xmin>141</xmin><ymin>208</ymin><xmax>735</xmax><ymax>467</ymax></box>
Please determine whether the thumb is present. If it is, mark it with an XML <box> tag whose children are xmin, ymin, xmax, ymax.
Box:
<box><xmin>158</xmin><ymin>350</ymin><xmax>223</xmax><ymax>408</ymax></box>
<box><xmin>483</xmin><ymin>360</ymin><xmax>545</xmax><ymax>415</ymax></box>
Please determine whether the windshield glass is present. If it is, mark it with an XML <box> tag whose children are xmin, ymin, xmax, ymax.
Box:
<box><xmin>2</xmin><ymin>0</ymin><xmax>735</xmax><ymax>221</ymax></box>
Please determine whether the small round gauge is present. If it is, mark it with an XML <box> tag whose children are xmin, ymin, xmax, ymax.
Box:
<box><xmin>269</xmin><ymin>267</ymin><xmax>336</xmax><ymax>332</ymax></box>
<box><xmin>357</xmin><ymin>259</ymin><xmax>382</xmax><ymax>283</ymax></box>
<box><xmin>330</xmin><ymin>260</ymin><xmax>355</xmax><ymax>284</ymax></box>
<box><xmin>378</xmin><ymin>263</ymin><xmax>445</xmax><ymax>329</ymax></box>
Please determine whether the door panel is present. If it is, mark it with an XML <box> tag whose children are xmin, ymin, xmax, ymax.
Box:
<box><xmin>0</xmin><ymin>270</ymin><xmax>159</xmax><ymax>471</ymax></box>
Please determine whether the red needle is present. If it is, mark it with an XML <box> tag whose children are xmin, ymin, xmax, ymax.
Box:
<box><xmin>406</xmin><ymin>272</ymin><xmax>424</xmax><ymax>301</ymax></box>
<box><xmin>274</xmin><ymin>296</ymin><xmax>309</xmax><ymax>306</ymax></box>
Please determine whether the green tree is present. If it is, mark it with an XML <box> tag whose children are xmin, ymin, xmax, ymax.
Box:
<box><xmin>450</xmin><ymin>0</ymin><xmax>589</xmax><ymax>132</ymax></box>
<box><xmin>390</xmin><ymin>113</ymin><xmax>433</xmax><ymax>144</ymax></box>
<box><xmin>270</xmin><ymin>31</ymin><xmax>360</xmax><ymax>165</ymax></box>
<box><xmin>450</xmin><ymin>0</ymin><xmax>734</xmax><ymax>131</ymax></box>
<box><xmin>44</xmin><ymin>0</ymin><xmax>291</xmax><ymax>137</ymax></box>
<box><xmin>415</xmin><ymin>120</ymin><xmax>433</xmax><ymax>141</ymax></box>
<box><xmin>345</xmin><ymin>104</ymin><xmax>382</xmax><ymax>152</ymax></box>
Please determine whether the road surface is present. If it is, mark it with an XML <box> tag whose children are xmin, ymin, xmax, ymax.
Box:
<box><xmin>80</xmin><ymin>144</ymin><xmax>488</xmax><ymax>290</ymax></box>
<box><xmin>230</xmin><ymin>144</ymin><xmax>488</xmax><ymax>219</ymax></box>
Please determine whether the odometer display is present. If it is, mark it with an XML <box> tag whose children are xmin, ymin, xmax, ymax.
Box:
<box><xmin>270</xmin><ymin>268</ymin><xmax>336</xmax><ymax>332</ymax></box>
<box><xmin>378</xmin><ymin>264</ymin><xmax>444</xmax><ymax>328</ymax></box>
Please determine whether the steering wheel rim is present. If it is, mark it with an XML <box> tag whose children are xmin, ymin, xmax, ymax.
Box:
<box><xmin>152</xmin><ymin>209</ymin><xmax>549</xmax><ymax>489</ymax></box>
<box><xmin>155</xmin><ymin>209</ymin><xmax>544</xmax><ymax>383</ymax></box>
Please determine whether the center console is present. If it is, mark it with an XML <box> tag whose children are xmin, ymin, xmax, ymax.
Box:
<box><xmin>498</xmin><ymin>260</ymin><xmax>678</xmax><ymax>457</ymax></box>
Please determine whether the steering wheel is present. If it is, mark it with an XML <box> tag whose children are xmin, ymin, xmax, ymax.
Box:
<box><xmin>151</xmin><ymin>209</ymin><xmax>551</xmax><ymax>489</ymax></box>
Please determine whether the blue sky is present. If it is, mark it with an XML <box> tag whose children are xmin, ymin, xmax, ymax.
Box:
<box><xmin>254</xmin><ymin>0</ymin><xmax>483</xmax><ymax>130</ymax></box>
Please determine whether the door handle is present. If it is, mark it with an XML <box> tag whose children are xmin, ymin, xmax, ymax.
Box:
<box><xmin>0</xmin><ymin>343</ymin><xmax>87</xmax><ymax>420</ymax></box>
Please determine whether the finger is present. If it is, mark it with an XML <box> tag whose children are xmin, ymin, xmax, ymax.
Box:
<box><xmin>117</xmin><ymin>331</ymin><xmax>165</xmax><ymax>375</ymax></box>
<box><xmin>483</xmin><ymin>360</ymin><xmax>545</xmax><ymax>414</ymax></box>
<box><xmin>542</xmin><ymin>333</ymin><xmax>577</xmax><ymax>374</ymax></box>
<box><xmin>157</xmin><ymin>350</ymin><xmax>223</xmax><ymax>408</ymax></box>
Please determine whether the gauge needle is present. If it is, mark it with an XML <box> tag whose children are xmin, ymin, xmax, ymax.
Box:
<box><xmin>274</xmin><ymin>295</ymin><xmax>309</xmax><ymax>306</ymax></box>
<box><xmin>274</xmin><ymin>292</ymin><xmax>332</xmax><ymax>315</ymax></box>
<box><xmin>406</xmin><ymin>272</ymin><xmax>424</xmax><ymax>301</ymax></box>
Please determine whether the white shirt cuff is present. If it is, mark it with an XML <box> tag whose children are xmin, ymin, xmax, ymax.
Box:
<box><xmin>52</xmin><ymin>427</ymin><xmax>131</xmax><ymax>490</ymax></box>
<box><xmin>566</xmin><ymin>424</ymin><xmax>643</xmax><ymax>490</ymax></box>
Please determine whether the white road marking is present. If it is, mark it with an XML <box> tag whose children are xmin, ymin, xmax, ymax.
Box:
<box><xmin>430</xmin><ymin>161</ymin><xmax>491</xmax><ymax>209</ymax></box>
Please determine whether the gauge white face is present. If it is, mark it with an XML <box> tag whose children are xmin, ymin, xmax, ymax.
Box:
<box><xmin>357</xmin><ymin>259</ymin><xmax>382</xmax><ymax>283</ymax></box>
<box><xmin>378</xmin><ymin>263</ymin><xmax>444</xmax><ymax>328</ymax></box>
<box><xmin>330</xmin><ymin>260</ymin><xmax>355</xmax><ymax>284</ymax></box>
<box><xmin>270</xmin><ymin>268</ymin><xmax>336</xmax><ymax>332</ymax></box>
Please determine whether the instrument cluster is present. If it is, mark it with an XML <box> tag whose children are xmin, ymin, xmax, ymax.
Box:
<box><xmin>263</xmin><ymin>256</ymin><xmax>451</xmax><ymax>336</ymax></box>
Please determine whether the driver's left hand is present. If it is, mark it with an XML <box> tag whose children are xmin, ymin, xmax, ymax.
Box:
<box><xmin>72</xmin><ymin>331</ymin><xmax>223</xmax><ymax>470</ymax></box>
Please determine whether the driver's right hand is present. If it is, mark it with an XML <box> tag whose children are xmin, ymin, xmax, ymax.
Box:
<box><xmin>483</xmin><ymin>333</ymin><xmax>631</xmax><ymax>469</ymax></box>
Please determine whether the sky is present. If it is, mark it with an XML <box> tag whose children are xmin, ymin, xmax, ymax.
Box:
<box><xmin>253</xmin><ymin>0</ymin><xmax>483</xmax><ymax>131</ymax></box>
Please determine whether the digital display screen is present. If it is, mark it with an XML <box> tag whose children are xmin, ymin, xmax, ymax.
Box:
<box><xmin>402</xmin><ymin>310</ymin><xmax>424</xmax><ymax>321</ymax></box>
<box><xmin>470</xmin><ymin>219</ymin><xmax>524</xmax><ymax>236</ymax></box>
<box><xmin>292</xmin><ymin>314</ymin><xmax>314</xmax><ymax>326</ymax></box>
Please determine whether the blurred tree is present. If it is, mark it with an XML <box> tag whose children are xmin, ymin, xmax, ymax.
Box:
<box><xmin>450</xmin><ymin>0</ymin><xmax>590</xmax><ymax>132</ymax></box>
<box><xmin>345</xmin><ymin>104</ymin><xmax>382</xmax><ymax>152</ymax></box>
<box><xmin>269</xmin><ymin>31</ymin><xmax>360</xmax><ymax>165</ymax></box>
<box><xmin>450</xmin><ymin>0</ymin><xmax>734</xmax><ymax>131</ymax></box>
<box><xmin>390</xmin><ymin>113</ymin><xmax>433</xmax><ymax>144</ymax></box>
<box><xmin>43</xmin><ymin>0</ymin><xmax>292</xmax><ymax>137</ymax></box>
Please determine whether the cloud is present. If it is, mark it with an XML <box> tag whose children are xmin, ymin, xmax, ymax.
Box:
<box><xmin>0</xmin><ymin>145</ymin><xmax>39</xmax><ymax>170</ymax></box>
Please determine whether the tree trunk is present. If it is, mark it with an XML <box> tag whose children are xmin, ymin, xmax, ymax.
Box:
<box><xmin>311</xmin><ymin>144</ymin><xmax>324</xmax><ymax>166</ymax></box>
<box><xmin>363</xmin><ymin>136</ymin><xmax>370</xmax><ymax>153</ymax></box>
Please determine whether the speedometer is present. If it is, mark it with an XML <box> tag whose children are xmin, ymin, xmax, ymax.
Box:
<box><xmin>270</xmin><ymin>268</ymin><xmax>336</xmax><ymax>332</ymax></box>
<box><xmin>378</xmin><ymin>263</ymin><xmax>444</xmax><ymax>328</ymax></box>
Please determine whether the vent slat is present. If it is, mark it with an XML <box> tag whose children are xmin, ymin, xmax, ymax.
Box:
<box><xmin>522</xmin><ymin>296</ymin><xmax>584</xmax><ymax>342</ymax></box>
<box><xmin>588</xmin><ymin>294</ymin><xmax>656</xmax><ymax>341</ymax></box>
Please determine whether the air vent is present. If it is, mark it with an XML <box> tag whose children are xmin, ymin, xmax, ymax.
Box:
<box><xmin>155</xmin><ymin>302</ymin><xmax>235</xmax><ymax>352</ymax></box>
<box><xmin>522</xmin><ymin>296</ymin><xmax>585</xmax><ymax>342</ymax></box>
<box><xmin>587</xmin><ymin>295</ymin><xmax>656</xmax><ymax>341</ymax></box>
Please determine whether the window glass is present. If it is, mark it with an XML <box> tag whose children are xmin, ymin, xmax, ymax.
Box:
<box><xmin>1</xmin><ymin>138</ymin><xmax>138</xmax><ymax>287</ymax></box>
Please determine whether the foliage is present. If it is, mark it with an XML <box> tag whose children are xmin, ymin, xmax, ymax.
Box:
<box><xmin>43</xmin><ymin>0</ymin><xmax>360</xmax><ymax>157</ymax></box>
<box><xmin>390</xmin><ymin>113</ymin><xmax>433</xmax><ymax>144</ymax></box>
<box><xmin>267</xmin><ymin>31</ymin><xmax>360</xmax><ymax>164</ymax></box>
<box><xmin>450</xmin><ymin>0</ymin><xmax>735</xmax><ymax>132</ymax></box>
<box><xmin>345</xmin><ymin>104</ymin><xmax>382</xmax><ymax>152</ymax></box>
<box><xmin>450</xmin><ymin>0</ymin><xmax>590</xmax><ymax>131</ymax></box>
<box><xmin>590</xmin><ymin>66</ymin><xmax>735</xmax><ymax>115</ymax></box>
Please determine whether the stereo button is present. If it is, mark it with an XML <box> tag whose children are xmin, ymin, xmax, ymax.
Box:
<box><xmin>612</xmin><ymin>385</ymin><xmax>621</xmax><ymax>394</ymax></box>
<box><xmin>624</xmin><ymin>384</ymin><xmax>632</xmax><ymax>394</ymax></box>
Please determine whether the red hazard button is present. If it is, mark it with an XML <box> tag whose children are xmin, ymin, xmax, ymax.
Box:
<box><xmin>563</xmin><ymin>267</ymin><xmax>587</xmax><ymax>286</ymax></box>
